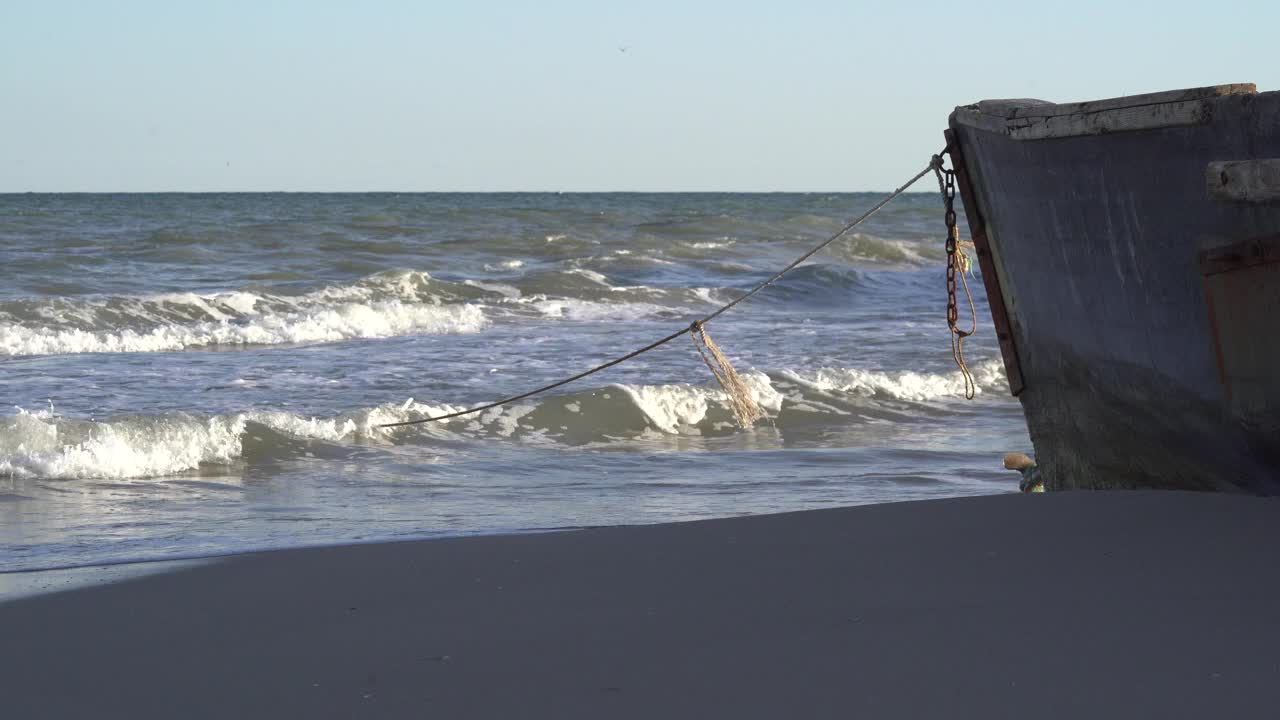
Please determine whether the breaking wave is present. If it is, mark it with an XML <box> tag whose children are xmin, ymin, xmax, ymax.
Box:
<box><xmin>0</xmin><ymin>302</ymin><xmax>487</xmax><ymax>357</ymax></box>
<box><xmin>0</xmin><ymin>269</ymin><xmax>500</xmax><ymax>357</ymax></box>
<box><xmin>1</xmin><ymin>238</ymin><xmax>949</xmax><ymax>359</ymax></box>
<box><xmin>0</xmin><ymin>267</ymin><xmax>734</xmax><ymax>357</ymax></box>
<box><xmin>0</xmin><ymin>360</ymin><xmax>1007</xmax><ymax>481</ymax></box>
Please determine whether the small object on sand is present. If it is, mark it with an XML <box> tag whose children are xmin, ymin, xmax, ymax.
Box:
<box><xmin>1003</xmin><ymin>452</ymin><xmax>1045</xmax><ymax>493</ymax></box>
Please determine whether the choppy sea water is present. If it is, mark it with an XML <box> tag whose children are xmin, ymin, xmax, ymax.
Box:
<box><xmin>0</xmin><ymin>193</ymin><xmax>1030</xmax><ymax>572</ymax></box>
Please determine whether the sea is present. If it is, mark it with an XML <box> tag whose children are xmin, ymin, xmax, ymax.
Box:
<box><xmin>0</xmin><ymin>192</ymin><xmax>1031</xmax><ymax>574</ymax></box>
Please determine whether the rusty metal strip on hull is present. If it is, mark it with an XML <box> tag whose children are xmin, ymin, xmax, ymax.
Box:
<box><xmin>1199</xmin><ymin>232</ymin><xmax>1280</xmax><ymax>404</ymax></box>
<box><xmin>1200</xmin><ymin>232</ymin><xmax>1280</xmax><ymax>276</ymax></box>
<box><xmin>944</xmin><ymin>128</ymin><xmax>1026</xmax><ymax>395</ymax></box>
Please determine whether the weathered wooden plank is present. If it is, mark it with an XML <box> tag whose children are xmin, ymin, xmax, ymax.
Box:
<box><xmin>967</xmin><ymin>84</ymin><xmax>1253</xmax><ymax>120</ymax></box>
<box><xmin>974</xmin><ymin>98</ymin><xmax>1053</xmax><ymax>119</ymax></box>
<box><xmin>952</xmin><ymin>84</ymin><xmax>1258</xmax><ymax>139</ymax></box>
<box><xmin>1206</xmin><ymin>159</ymin><xmax>1280</xmax><ymax>204</ymax></box>
<box><xmin>948</xmin><ymin>108</ymin><xmax>1008</xmax><ymax>135</ymax></box>
<box><xmin>1008</xmin><ymin>100</ymin><xmax>1211</xmax><ymax>140</ymax></box>
<box><xmin>1010</xmin><ymin>84</ymin><xmax>1254</xmax><ymax>119</ymax></box>
<box><xmin>950</xmin><ymin>100</ymin><xmax>1211</xmax><ymax>139</ymax></box>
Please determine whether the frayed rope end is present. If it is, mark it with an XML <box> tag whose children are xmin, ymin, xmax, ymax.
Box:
<box><xmin>690</xmin><ymin>321</ymin><xmax>764</xmax><ymax>429</ymax></box>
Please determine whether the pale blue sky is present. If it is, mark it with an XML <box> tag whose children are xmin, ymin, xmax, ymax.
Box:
<box><xmin>3</xmin><ymin>0</ymin><xmax>1276</xmax><ymax>191</ymax></box>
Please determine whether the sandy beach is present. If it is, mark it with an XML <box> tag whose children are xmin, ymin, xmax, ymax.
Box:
<box><xmin>3</xmin><ymin>491</ymin><xmax>1278</xmax><ymax>719</ymax></box>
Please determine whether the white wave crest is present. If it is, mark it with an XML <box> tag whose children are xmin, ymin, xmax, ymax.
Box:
<box><xmin>780</xmin><ymin>359</ymin><xmax>1007</xmax><ymax>402</ymax></box>
<box><xmin>301</xmin><ymin>269</ymin><xmax>434</xmax><ymax>304</ymax></box>
<box><xmin>564</xmin><ymin>268</ymin><xmax>610</xmax><ymax>285</ymax></box>
<box><xmin>462</xmin><ymin>280</ymin><xmax>522</xmax><ymax>299</ymax></box>
<box><xmin>525</xmin><ymin>298</ymin><xmax>672</xmax><ymax>321</ymax></box>
<box><xmin>1</xmin><ymin>301</ymin><xmax>486</xmax><ymax>356</ymax></box>
<box><xmin>691</xmin><ymin>239</ymin><xmax>735</xmax><ymax>250</ymax></box>
<box><xmin>0</xmin><ymin>374</ymin><xmax>789</xmax><ymax>479</ymax></box>
<box><xmin>617</xmin><ymin>371</ymin><xmax>783</xmax><ymax>433</ymax></box>
<box><xmin>0</xmin><ymin>269</ymin><xmax>497</xmax><ymax>357</ymax></box>
<box><xmin>0</xmin><ymin>361</ymin><xmax>1007</xmax><ymax>480</ymax></box>
<box><xmin>0</xmin><ymin>402</ymin><xmax>446</xmax><ymax>481</ymax></box>
<box><xmin>0</xmin><ymin>409</ymin><xmax>247</xmax><ymax>480</ymax></box>
<box><xmin>484</xmin><ymin>259</ymin><xmax>525</xmax><ymax>271</ymax></box>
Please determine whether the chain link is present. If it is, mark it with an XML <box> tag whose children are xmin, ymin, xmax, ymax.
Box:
<box><xmin>939</xmin><ymin>156</ymin><xmax>977</xmax><ymax>399</ymax></box>
<box><xmin>943</xmin><ymin>168</ymin><xmax>961</xmax><ymax>329</ymax></box>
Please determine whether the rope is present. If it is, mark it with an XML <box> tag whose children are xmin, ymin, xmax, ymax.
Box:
<box><xmin>378</xmin><ymin>158</ymin><xmax>942</xmax><ymax>429</ymax></box>
<box><xmin>931</xmin><ymin>154</ymin><xmax>948</xmax><ymax>196</ymax></box>
<box><xmin>951</xmin><ymin>260</ymin><xmax>978</xmax><ymax>399</ymax></box>
<box><xmin>700</xmin><ymin>161</ymin><xmax>939</xmax><ymax>325</ymax></box>
<box><xmin>378</xmin><ymin>325</ymin><xmax>691</xmax><ymax>426</ymax></box>
<box><xmin>690</xmin><ymin>321</ymin><xmax>765</xmax><ymax>427</ymax></box>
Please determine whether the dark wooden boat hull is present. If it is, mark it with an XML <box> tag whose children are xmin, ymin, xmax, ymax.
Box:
<box><xmin>950</xmin><ymin>85</ymin><xmax>1280</xmax><ymax>492</ymax></box>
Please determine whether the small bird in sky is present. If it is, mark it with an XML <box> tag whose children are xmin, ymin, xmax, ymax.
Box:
<box><xmin>618</xmin><ymin>45</ymin><xmax>629</xmax><ymax>53</ymax></box>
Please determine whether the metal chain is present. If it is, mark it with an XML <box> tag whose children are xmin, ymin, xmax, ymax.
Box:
<box><xmin>943</xmin><ymin>166</ymin><xmax>961</xmax><ymax>329</ymax></box>
<box><xmin>939</xmin><ymin>156</ymin><xmax>977</xmax><ymax>400</ymax></box>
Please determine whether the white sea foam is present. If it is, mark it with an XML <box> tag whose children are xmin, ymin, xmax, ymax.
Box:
<box><xmin>690</xmin><ymin>288</ymin><xmax>725</xmax><ymax>305</ymax></box>
<box><xmin>155</xmin><ymin>271</ymin><xmax>438</xmax><ymax>315</ymax></box>
<box><xmin>831</xmin><ymin>233</ymin><xmax>941</xmax><ymax>266</ymax></box>
<box><xmin>526</xmin><ymin>298</ymin><xmax>671</xmax><ymax>321</ymax></box>
<box><xmin>0</xmin><ymin>267</ymin><xmax>460</xmax><ymax>343</ymax></box>
<box><xmin>241</xmin><ymin>411</ymin><xmax>363</xmax><ymax>443</ymax></box>
<box><xmin>306</xmin><ymin>269</ymin><xmax>433</xmax><ymax>300</ymax></box>
<box><xmin>565</xmin><ymin>268</ymin><xmax>610</xmax><ymax>285</ymax></box>
<box><xmin>462</xmin><ymin>280</ymin><xmax>522</xmax><ymax>299</ymax></box>
<box><xmin>484</xmin><ymin>259</ymin><xmax>525</xmax><ymax>271</ymax></box>
<box><xmin>780</xmin><ymin>359</ymin><xmax>1006</xmax><ymax>402</ymax></box>
<box><xmin>0</xmin><ymin>301</ymin><xmax>486</xmax><ymax>356</ymax></box>
<box><xmin>0</xmin><ymin>401</ymin><xmax>459</xmax><ymax>481</ymax></box>
<box><xmin>0</xmin><ymin>361</ymin><xmax>1004</xmax><ymax>481</ymax></box>
<box><xmin>0</xmin><ymin>409</ymin><xmax>247</xmax><ymax>480</ymax></box>
<box><xmin>0</xmin><ymin>267</ymin><xmax>732</xmax><ymax>357</ymax></box>
<box><xmin>476</xmin><ymin>404</ymin><xmax>537</xmax><ymax>438</ymax></box>
<box><xmin>616</xmin><ymin>371</ymin><xmax>783</xmax><ymax>434</ymax></box>
<box><xmin>691</xmin><ymin>239</ymin><xmax>735</xmax><ymax>250</ymax></box>
<box><xmin>3</xmin><ymin>377</ymin><xmax>774</xmax><ymax>479</ymax></box>
<box><xmin>619</xmin><ymin>384</ymin><xmax>712</xmax><ymax>433</ymax></box>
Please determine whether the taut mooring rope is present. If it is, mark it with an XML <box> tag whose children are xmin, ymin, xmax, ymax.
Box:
<box><xmin>378</xmin><ymin>156</ymin><xmax>944</xmax><ymax>429</ymax></box>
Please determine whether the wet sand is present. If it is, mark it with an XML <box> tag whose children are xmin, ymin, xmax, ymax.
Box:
<box><xmin>3</xmin><ymin>491</ymin><xmax>1279</xmax><ymax>719</ymax></box>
